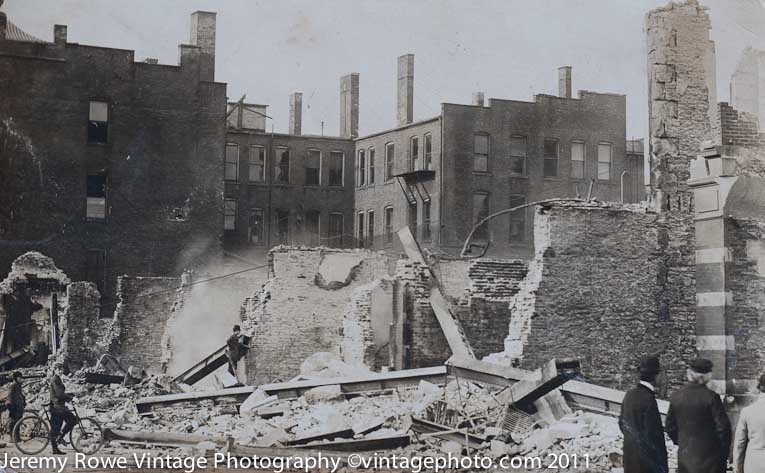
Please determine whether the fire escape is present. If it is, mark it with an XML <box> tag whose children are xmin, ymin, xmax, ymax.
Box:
<box><xmin>394</xmin><ymin>163</ymin><xmax>435</xmax><ymax>239</ymax></box>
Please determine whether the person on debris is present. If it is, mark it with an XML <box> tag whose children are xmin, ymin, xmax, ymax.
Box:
<box><xmin>49</xmin><ymin>362</ymin><xmax>76</xmax><ymax>455</ymax></box>
<box><xmin>618</xmin><ymin>355</ymin><xmax>668</xmax><ymax>473</ymax></box>
<box><xmin>666</xmin><ymin>358</ymin><xmax>732</xmax><ymax>473</ymax></box>
<box><xmin>7</xmin><ymin>371</ymin><xmax>26</xmax><ymax>442</ymax></box>
<box><xmin>733</xmin><ymin>373</ymin><xmax>765</xmax><ymax>473</ymax></box>
<box><xmin>33</xmin><ymin>341</ymin><xmax>50</xmax><ymax>366</ymax></box>
<box><xmin>226</xmin><ymin>325</ymin><xmax>244</xmax><ymax>378</ymax></box>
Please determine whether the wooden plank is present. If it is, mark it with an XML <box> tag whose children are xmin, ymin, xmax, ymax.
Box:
<box><xmin>291</xmin><ymin>434</ymin><xmax>411</xmax><ymax>452</ymax></box>
<box><xmin>410</xmin><ymin>416</ymin><xmax>486</xmax><ymax>449</ymax></box>
<box><xmin>446</xmin><ymin>355</ymin><xmax>534</xmax><ymax>386</ymax></box>
<box><xmin>104</xmin><ymin>428</ymin><xmax>229</xmax><ymax>446</ymax></box>
<box><xmin>283</xmin><ymin>429</ymin><xmax>355</xmax><ymax>446</ymax></box>
<box><xmin>396</xmin><ymin>226</ymin><xmax>425</xmax><ymax>264</ymax></box>
<box><xmin>428</xmin><ymin>292</ymin><xmax>475</xmax><ymax>358</ymax></box>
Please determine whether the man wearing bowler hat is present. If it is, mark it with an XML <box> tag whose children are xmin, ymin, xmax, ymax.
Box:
<box><xmin>733</xmin><ymin>373</ymin><xmax>765</xmax><ymax>473</ymax></box>
<box><xmin>619</xmin><ymin>355</ymin><xmax>668</xmax><ymax>473</ymax></box>
<box><xmin>666</xmin><ymin>358</ymin><xmax>732</xmax><ymax>473</ymax></box>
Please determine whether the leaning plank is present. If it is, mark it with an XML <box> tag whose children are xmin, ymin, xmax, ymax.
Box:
<box><xmin>290</xmin><ymin>434</ymin><xmax>411</xmax><ymax>452</ymax></box>
<box><xmin>104</xmin><ymin>429</ymin><xmax>229</xmax><ymax>446</ymax></box>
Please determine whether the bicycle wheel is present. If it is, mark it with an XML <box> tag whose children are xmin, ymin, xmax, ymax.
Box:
<box><xmin>13</xmin><ymin>415</ymin><xmax>50</xmax><ymax>455</ymax></box>
<box><xmin>69</xmin><ymin>417</ymin><xmax>104</xmax><ymax>455</ymax></box>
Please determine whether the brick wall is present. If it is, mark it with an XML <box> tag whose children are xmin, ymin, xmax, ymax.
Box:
<box><xmin>518</xmin><ymin>203</ymin><xmax>697</xmax><ymax>394</ymax></box>
<box><xmin>718</xmin><ymin>103</ymin><xmax>765</xmax><ymax>148</ymax></box>
<box><xmin>60</xmin><ymin>282</ymin><xmax>110</xmax><ymax>370</ymax></box>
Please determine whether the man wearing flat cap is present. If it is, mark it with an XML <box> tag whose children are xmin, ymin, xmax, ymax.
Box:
<box><xmin>666</xmin><ymin>358</ymin><xmax>732</xmax><ymax>473</ymax></box>
<box><xmin>619</xmin><ymin>355</ymin><xmax>668</xmax><ymax>473</ymax></box>
<box><xmin>733</xmin><ymin>374</ymin><xmax>765</xmax><ymax>473</ymax></box>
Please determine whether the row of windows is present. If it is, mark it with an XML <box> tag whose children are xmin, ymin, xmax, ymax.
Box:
<box><xmin>471</xmin><ymin>192</ymin><xmax>527</xmax><ymax>242</ymax></box>
<box><xmin>225</xmin><ymin>144</ymin><xmax>345</xmax><ymax>186</ymax></box>
<box><xmin>355</xmin><ymin>201</ymin><xmax>434</xmax><ymax>248</ymax></box>
<box><xmin>357</xmin><ymin>133</ymin><xmax>433</xmax><ymax>187</ymax></box>
<box><xmin>223</xmin><ymin>202</ymin><xmax>346</xmax><ymax>246</ymax></box>
<box><xmin>472</xmin><ymin>134</ymin><xmax>613</xmax><ymax>180</ymax></box>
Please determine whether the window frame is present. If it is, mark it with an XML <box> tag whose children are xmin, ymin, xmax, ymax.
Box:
<box><xmin>509</xmin><ymin>135</ymin><xmax>527</xmax><ymax>177</ymax></box>
<box><xmin>275</xmin><ymin>209</ymin><xmax>290</xmax><ymax>244</ymax></box>
<box><xmin>328</xmin><ymin>151</ymin><xmax>345</xmax><ymax>187</ymax></box>
<box><xmin>224</xmin><ymin>198</ymin><xmax>238</xmax><ymax>230</ymax></box>
<box><xmin>410</xmin><ymin>136</ymin><xmax>420</xmax><ymax>172</ymax></box>
<box><xmin>329</xmin><ymin>212</ymin><xmax>344</xmax><ymax>248</ymax></box>
<box><xmin>473</xmin><ymin>133</ymin><xmax>490</xmax><ymax>173</ymax></box>
<box><xmin>86</xmin><ymin>173</ymin><xmax>108</xmax><ymax>221</ymax></box>
<box><xmin>249</xmin><ymin>145</ymin><xmax>266</xmax><ymax>182</ymax></box>
<box><xmin>509</xmin><ymin>194</ymin><xmax>527</xmax><ymax>242</ymax></box>
<box><xmin>87</xmin><ymin>100</ymin><xmax>110</xmax><ymax>144</ymax></box>
<box><xmin>367</xmin><ymin>209</ymin><xmax>375</xmax><ymax>248</ymax></box>
<box><xmin>424</xmin><ymin>133</ymin><xmax>433</xmax><ymax>171</ymax></box>
<box><xmin>249</xmin><ymin>208</ymin><xmax>265</xmax><ymax>245</ymax></box>
<box><xmin>570</xmin><ymin>141</ymin><xmax>586</xmax><ymax>180</ymax></box>
<box><xmin>357</xmin><ymin>211</ymin><xmax>365</xmax><ymax>248</ymax></box>
<box><xmin>384</xmin><ymin>206</ymin><xmax>394</xmax><ymax>246</ymax></box>
<box><xmin>385</xmin><ymin>142</ymin><xmax>395</xmax><ymax>181</ymax></box>
<box><xmin>368</xmin><ymin>147</ymin><xmax>375</xmax><ymax>185</ymax></box>
<box><xmin>358</xmin><ymin>149</ymin><xmax>366</xmax><ymax>187</ymax></box>
<box><xmin>274</xmin><ymin>146</ymin><xmax>291</xmax><ymax>184</ymax></box>
<box><xmin>543</xmin><ymin>138</ymin><xmax>559</xmax><ymax>178</ymax></box>
<box><xmin>225</xmin><ymin>143</ymin><xmax>240</xmax><ymax>181</ymax></box>
<box><xmin>305</xmin><ymin>209</ymin><xmax>321</xmax><ymax>246</ymax></box>
<box><xmin>305</xmin><ymin>149</ymin><xmax>322</xmax><ymax>186</ymax></box>
<box><xmin>597</xmin><ymin>142</ymin><xmax>612</xmax><ymax>181</ymax></box>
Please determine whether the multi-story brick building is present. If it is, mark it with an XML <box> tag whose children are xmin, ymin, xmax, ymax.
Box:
<box><xmin>222</xmin><ymin>92</ymin><xmax>356</xmax><ymax>259</ymax></box>
<box><xmin>354</xmin><ymin>57</ymin><xmax>644</xmax><ymax>259</ymax></box>
<box><xmin>0</xmin><ymin>10</ymin><xmax>227</xmax><ymax>306</ymax></box>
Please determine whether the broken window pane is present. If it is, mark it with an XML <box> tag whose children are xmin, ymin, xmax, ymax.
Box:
<box><xmin>275</xmin><ymin>148</ymin><xmax>290</xmax><ymax>184</ymax></box>
<box><xmin>86</xmin><ymin>174</ymin><xmax>107</xmax><ymax>220</ymax></box>
<box><xmin>472</xmin><ymin>192</ymin><xmax>489</xmax><ymax>240</ymax></box>
<box><xmin>249</xmin><ymin>208</ymin><xmax>264</xmax><ymax>244</ymax></box>
<box><xmin>598</xmin><ymin>143</ymin><xmax>612</xmax><ymax>181</ymax></box>
<box><xmin>225</xmin><ymin>144</ymin><xmax>239</xmax><ymax>181</ymax></box>
<box><xmin>474</xmin><ymin>134</ymin><xmax>489</xmax><ymax>172</ymax></box>
<box><xmin>544</xmin><ymin>139</ymin><xmax>558</xmax><ymax>177</ymax></box>
<box><xmin>224</xmin><ymin>199</ymin><xmax>237</xmax><ymax>230</ymax></box>
<box><xmin>358</xmin><ymin>149</ymin><xmax>366</xmax><ymax>186</ymax></box>
<box><xmin>384</xmin><ymin>206</ymin><xmax>394</xmax><ymax>246</ymax></box>
<box><xmin>424</xmin><ymin>134</ymin><xmax>432</xmax><ymax>171</ymax></box>
<box><xmin>328</xmin><ymin>151</ymin><xmax>344</xmax><ymax>186</ymax></box>
<box><xmin>385</xmin><ymin>143</ymin><xmax>394</xmax><ymax>181</ymax></box>
<box><xmin>509</xmin><ymin>136</ymin><xmax>526</xmax><ymax>176</ymax></box>
<box><xmin>510</xmin><ymin>194</ymin><xmax>526</xmax><ymax>241</ymax></box>
<box><xmin>88</xmin><ymin>101</ymin><xmax>109</xmax><ymax>144</ymax></box>
<box><xmin>329</xmin><ymin>213</ymin><xmax>344</xmax><ymax>248</ymax></box>
<box><xmin>305</xmin><ymin>150</ymin><xmax>321</xmax><ymax>186</ymax></box>
<box><xmin>571</xmin><ymin>141</ymin><xmax>585</xmax><ymax>179</ymax></box>
<box><xmin>368</xmin><ymin>148</ymin><xmax>375</xmax><ymax>184</ymax></box>
<box><xmin>410</xmin><ymin>136</ymin><xmax>419</xmax><ymax>171</ymax></box>
<box><xmin>249</xmin><ymin>146</ymin><xmax>265</xmax><ymax>182</ymax></box>
<box><xmin>306</xmin><ymin>210</ymin><xmax>320</xmax><ymax>246</ymax></box>
<box><xmin>276</xmin><ymin>209</ymin><xmax>289</xmax><ymax>244</ymax></box>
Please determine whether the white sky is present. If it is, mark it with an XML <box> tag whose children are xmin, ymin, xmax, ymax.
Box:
<box><xmin>5</xmin><ymin>0</ymin><xmax>765</xmax><ymax>139</ymax></box>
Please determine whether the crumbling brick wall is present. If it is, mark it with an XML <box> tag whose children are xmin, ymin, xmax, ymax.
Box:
<box><xmin>59</xmin><ymin>282</ymin><xmax>108</xmax><ymax>370</ymax></box>
<box><xmin>110</xmin><ymin>276</ymin><xmax>180</xmax><ymax>372</ymax></box>
<box><xmin>241</xmin><ymin>248</ymin><xmax>391</xmax><ymax>384</ymax></box>
<box><xmin>717</xmin><ymin>103</ymin><xmax>765</xmax><ymax>149</ymax></box>
<box><xmin>518</xmin><ymin>203</ymin><xmax>697</xmax><ymax>394</ymax></box>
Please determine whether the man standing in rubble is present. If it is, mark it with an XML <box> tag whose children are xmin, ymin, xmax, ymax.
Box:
<box><xmin>49</xmin><ymin>362</ymin><xmax>76</xmax><ymax>455</ymax></box>
<box><xmin>226</xmin><ymin>325</ymin><xmax>245</xmax><ymax>379</ymax></box>
<box><xmin>7</xmin><ymin>371</ymin><xmax>26</xmax><ymax>443</ymax></box>
<box><xmin>618</xmin><ymin>355</ymin><xmax>668</xmax><ymax>473</ymax></box>
<box><xmin>666</xmin><ymin>358</ymin><xmax>732</xmax><ymax>473</ymax></box>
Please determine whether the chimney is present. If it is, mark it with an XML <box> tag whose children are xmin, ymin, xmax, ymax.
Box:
<box><xmin>190</xmin><ymin>11</ymin><xmax>216</xmax><ymax>81</ymax></box>
<box><xmin>0</xmin><ymin>12</ymin><xmax>7</xmax><ymax>40</ymax></box>
<box><xmin>53</xmin><ymin>24</ymin><xmax>67</xmax><ymax>46</ymax></box>
<box><xmin>472</xmin><ymin>92</ymin><xmax>485</xmax><ymax>107</ymax></box>
<box><xmin>339</xmin><ymin>73</ymin><xmax>359</xmax><ymax>139</ymax></box>
<box><xmin>289</xmin><ymin>92</ymin><xmax>303</xmax><ymax>136</ymax></box>
<box><xmin>397</xmin><ymin>54</ymin><xmax>414</xmax><ymax>126</ymax></box>
<box><xmin>558</xmin><ymin>66</ymin><xmax>572</xmax><ymax>99</ymax></box>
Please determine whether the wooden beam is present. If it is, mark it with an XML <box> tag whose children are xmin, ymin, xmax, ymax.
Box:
<box><xmin>410</xmin><ymin>416</ymin><xmax>486</xmax><ymax>450</ymax></box>
<box><xmin>290</xmin><ymin>434</ymin><xmax>411</xmax><ymax>452</ymax></box>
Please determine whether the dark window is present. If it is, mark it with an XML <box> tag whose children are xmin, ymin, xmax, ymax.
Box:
<box><xmin>509</xmin><ymin>194</ymin><xmax>526</xmax><ymax>242</ymax></box>
<box><xmin>424</xmin><ymin>133</ymin><xmax>433</xmax><ymax>170</ymax></box>
<box><xmin>225</xmin><ymin>144</ymin><xmax>239</xmax><ymax>181</ymax></box>
<box><xmin>509</xmin><ymin>136</ymin><xmax>526</xmax><ymax>176</ymax></box>
<box><xmin>329</xmin><ymin>213</ymin><xmax>344</xmax><ymax>248</ymax></box>
<box><xmin>86</xmin><ymin>174</ymin><xmax>107</xmax><ymax>220</ymax></box>
<box><xmin>368</xmin><ymin>148</ymin><xmax>375</xmax><ymax>184</ymax></box>
<box><xmin>472</xmin><ymin>192</ymin><xmax>489</xmax><ymax>240</ymax></box>
<box><xmin>306</xmin><ymin>210</ymin><xmax>320</xmax><ymax>246</ymax></box>
<box><xmin>305</xmin><ymin>149</ymin><xmax>321</xmax><ymax>186</ymax></box>
<box><xmin>275</xmin><ymin>209</ymin><xmax>289</xmax><ymax>244</ymax></box>
<box><xmin>275</xmin><ymin>148</ymin><xmax>290</xmax><ymax>184</ymax></box>
<box><xmin>544</xmin><ymin>139</ymin><xmax>558</xmax><ymax>177</ymax></box>
<box><xmin>85</xmin><ymin>249</ymin><xmax>107</xmax><ymax>295</ymax></box>
<box><xmin>328</xmin><ymin>151</ymin><xmax>344</xmax><ymax>186</ymax></box>
<box><xmin>367</xmin><ymin>210</ymin><xmax>375</xmax><ymax>248</ymax></box>
<box><xmin>358</xmin><ymin>149</ymin><xmax>366</xmax><ymax>186</ymax></box>
<box><xmin>384</xmin><ymin>206</ymin><xmax>394</xmax><ymax>246</ymax></box>
<box><xmin>410</xmin><ymin>136</ymin><xmax>419</xmax><ymax>171</ymax></box>
<box><xmin>571</xmin><ymin>141</ymin><xmax>585</xmax><ymax>179</ymax></box>
<box><xmin>408</xmin><ymin>203</ymin><xmax>417</xmax><ymax>236</ymax></box>
<box><xmin>385</xmin><ymin>143</ymin><xmax>394</xmax><ymax>181</ymax></box>
<box><xmin>598</xmin><ymin>143</ymin><xmax>612</xmax><ymax>180</ymax></box>
<box><xmin>88</xmin><ymin>101</ymin><xmax>109</xmax><ymax>144</ymax></box>
<box><xmin>423</xmin><ymin>201</ymin><xmax>432</xmax><ymax>241</ymax></box>
<box><xmin>357</xmin><ymin>212</ymin><xmax>365</xmax><ymax>248</ymax></box>
<box><xmin>249</xmin><ymin>208</ymin><xmax>264</xmax><ymax>245</ymax></box>
<box><xmin>224</xmin><ymin>199</ymin><xmax>237</xmax><ymax>230</ymax></box>
<box><xmin>474</xmin><ymin>134</ymin><xmax>489</xmax><ymax>172</ymax></box>
<box><xmin>249</xmin><ymin>146</ymin><xmax>265</xmax><ymax>182</ymax></box>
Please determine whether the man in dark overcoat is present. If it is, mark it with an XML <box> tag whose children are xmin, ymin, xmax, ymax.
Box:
<box><xmin>666</xmin><ymin>358</ymin><xmax>732</xmax><ymax>473</ymax></box>
<box><xmin>619</xmin><ymin>355</ymin><xmax>668</xmax><ymax>473</ymax></box>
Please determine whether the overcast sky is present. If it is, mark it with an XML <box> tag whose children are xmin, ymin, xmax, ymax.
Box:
<box><xmin>5</xmin><ymin>0</ymin><xmax>765</xmax><ymax>139</ymax></box>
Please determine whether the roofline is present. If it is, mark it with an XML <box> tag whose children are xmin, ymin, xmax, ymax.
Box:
<box><xmin>355</xmin><ymin>116</ymin><xmax>441</xmax><ymax>141</ymax></box>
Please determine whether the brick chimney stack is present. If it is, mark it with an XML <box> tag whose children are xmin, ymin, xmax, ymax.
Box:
<box><xmin>558</xmin><ymin>66</ymin><xmax>572</xmax><ymax>99</ymax></box>
<box><xmin>190</xmin><ymin>11</ymin><xmax>216</xmax><ymax>81</ymax></box>
<box><xmin>339</xmin><ymin>73</ymin><xmax>359</xmax><ymax>139</ymax></box>
<box><xmin>289</xmin><ymin>92</ymin><xmax>303</xmax><ymax>136</ymax></box>
<box><xmin>397</xmin><ymin>54</ymin><xmax>414</xmax><ymax>126</ymax></box>
<box><xmin>472</xmin><ymin>92</ymin><xmax>485</xmax><ymax>106</ymax></box>
<box><xmin>54</xmin><ymin>25</ymin><xmax>67</xmax><ymax>47</ymax></box>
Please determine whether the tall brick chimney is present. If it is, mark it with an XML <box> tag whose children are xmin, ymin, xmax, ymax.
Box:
<box><xmin>289</xmin><ymin>92</ymin><xmax>303</xmax><ymax>136</ymax></box>
<box><xmin>558</xmin><ymin>66</ymin><xmax>572</xmax><ymax>99</ymax></box>
<box><xmin>190</xmin><ymin>11</ymin><xmax>216</xmax><ymax>82</ymax></box>
<box><xmin>54</xmin><ymin>25</ymin><xmax>67</xmax><ymax>47</ymax></box>
<box><xmin>0</xmin><ymin>11</ymin><xmax>7</xmax><ymax>40</ymax></box>
<box><xmin>397</xmin><ymin>54</ymin><xmax>414</xmax><ymax>126</ymax></box>
<box><xmin>339</xmin><ymin>73</ymin><xmax>359</xmax><ymax>139</ymax></box>
<box><xmin>472</xmin><ymin>92</ymin><xmax>485</xmax><ymax>106</ymax></box>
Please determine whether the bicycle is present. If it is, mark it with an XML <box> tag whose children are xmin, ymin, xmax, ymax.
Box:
<box><xmin>12</xmin><ymin>402</ymin><xmax>104</xmax><ymax>455</ymax></box>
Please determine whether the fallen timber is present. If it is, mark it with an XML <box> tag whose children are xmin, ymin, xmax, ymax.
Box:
<box><xmin>410</xmin><ymin>416</ymin><xmax>486</xmax><ymax>450</ymax></box>
<box><xmin>136</xmin><ymin>366</ymin><xmax>447</xmax><ymax>415</ymax></box>
<box><xmin>446</xmin><ymin>355</ymin><xmax>669</xmax><ymax>416</ymax></box>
